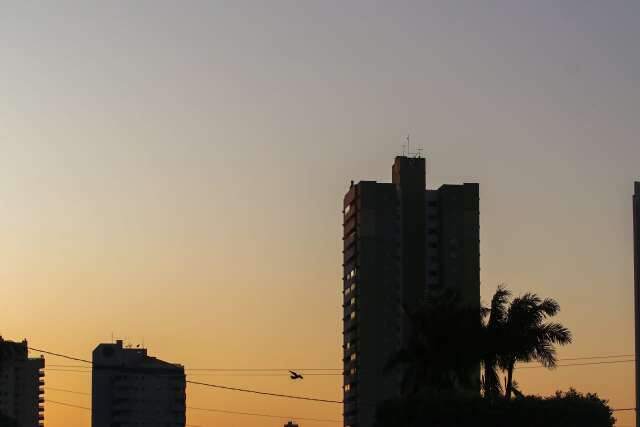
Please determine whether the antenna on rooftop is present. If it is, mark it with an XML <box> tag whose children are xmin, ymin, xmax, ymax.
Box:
<box><xmin>406</xmin><ymin>134</ymin><xmax>411</xmax><ymax>156</ymax></box>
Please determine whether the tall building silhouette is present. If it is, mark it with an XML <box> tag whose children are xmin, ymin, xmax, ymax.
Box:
<box><xmin>634</xmin><ymin>182</ymin><xmax>640</xmax><ymax>427</ymax></box>
<box><xmin>342</xmin><ymin>156</ymin><xmax>480</xmax><ymax>427</ymax></box>
<box><xmin>0</xmin><ymin>338</ymin><xmax>45</xmax><ymax>427</ymax></box>
<box><xmin>92</xmin><ymin>340</ymin><xmax>186</xmax><ymax>427</ymax></box>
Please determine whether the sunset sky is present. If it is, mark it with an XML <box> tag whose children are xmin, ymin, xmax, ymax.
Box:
<box><xmin>1</xmin><ymin>1</ymin><xmax>639</xmax><ymax>426</ymax></box>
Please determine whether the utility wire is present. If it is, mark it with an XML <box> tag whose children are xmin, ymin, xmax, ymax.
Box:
<box><xmin>46</xmin><ymin>387</ymin><xmax>339</xmax><ymax>423</ymax></box>
<box><xmin>188</xmin><ymin>406</ymin><xmax>339</xmax><ymax>423</ymax></box>
<box><xmin>46</xmin><ymin>387</ymin><xmax>90</xmax><ymax>396</ymax></box>
<box><xmin>28</xmin><ymin>347</ymin><xmax>92</xmax><ymax>364</ymax></box>
<box><xmin>31</xmin><ymin>346</ymin><xmax>343</xmax><ymax>404</ymax></box>
<box><xmin>47</xmin><ymin>400</ymin><xmax>91</xmax><ymax>410</ymax></box>
<box><xmin>186</xmin><ymin>380</ymin><xmax>342</xmax><ymax>404</ymax></box>
<box><xmin>47</xmin><ymin>401</ymin><xmax>206</xmax><ymax>427</ymax></box>
<box><xmin>518</xmin><ymin>359</ymin><xmax>635</xmax><ymax>369</ymax></box>
<box><xmin>29</xmin><ymin>345</ymin><xmax>636</xmax><ymax>405</ymax></box>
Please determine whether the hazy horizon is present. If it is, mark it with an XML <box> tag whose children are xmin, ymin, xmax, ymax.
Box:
<box><xmin>1</xmin><ymin>1</ymin><xmax>639</xmax><ymax>426</ymax></box>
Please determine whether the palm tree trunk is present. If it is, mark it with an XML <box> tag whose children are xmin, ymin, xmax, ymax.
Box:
<box><xmin>482</xmin><ymin>358</ymin><xmax>494</xmax><ymax>398</ymax></box>
<box><xmin>505</xmin><ymin>361</ymin><xmax>514</xmax><ymax>400</ymax></box>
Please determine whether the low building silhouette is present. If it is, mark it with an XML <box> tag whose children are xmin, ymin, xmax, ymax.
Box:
<box><xmin>284</xmin><ymin>422</ymin><xmax>299</xmax><ymax>427</ymax></box>
<box><xmin>0</xmin><ymin>338</ymin><xmax>45</xmax><ymax>427</ymax></box>
<box><xmin>92</xmin><ymin>340</ymin><xmax>186</xmax><ymax>427</ymax></box>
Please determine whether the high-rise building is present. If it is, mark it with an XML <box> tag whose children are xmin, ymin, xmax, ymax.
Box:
<box><xmin>0</xmin><ymin>338</ymin><xmax>45</xmax><ymax>427</ymax></box>
<box><xmin>92</xmin><ymin>340</ymin><xmax>186</xmax><ymax>427</ymax></box>
<box><xmin>634</xmin><ymin>182</ymin><xmax>640</xmax><ymax>427</ymax></box>
<box><xmin>342</xmin><ymin>156</ymin><xmax>480</xmax><ymax>427</ymax></box>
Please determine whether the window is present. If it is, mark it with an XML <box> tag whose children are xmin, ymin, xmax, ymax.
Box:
<box><xmin>344</xmin><ymin>204</ymin><xmax>351</xmax><ymax>216</ymax></box>
<box><xmin>344</xmin><ymin>384</ymin><xmax>351</xmax><ymax>392</ymax></box>
<box><xmin>350</xmin><ymin>353</ymin><xmax>357</xmax><ymax>361</ymax></box>
<box><xmin>350</xmin><ymin>297</ymin><xmax>356</xmax><ymax>306</ymax></box>
<box><xmin>350</xmin><ymin>311</ymin><xmax>356</xmax><ymax>320</ymax></box>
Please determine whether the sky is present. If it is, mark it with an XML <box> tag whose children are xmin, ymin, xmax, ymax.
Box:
<box><xmin>0</xmin><ymin>0</ymin><xmax>639</xmax><ymax>426</ymax></box>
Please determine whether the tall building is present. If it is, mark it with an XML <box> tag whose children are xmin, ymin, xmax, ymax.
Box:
<box><xmin>0</xmin><ymin>338</ymin><xmax>45</xmax><ymax>427</ymax></box>
<box><xmin>634</xmin><ymin>182</ymin><xmax>640</xmax><ymax>427</ymax></box>
<box><xmin>92</xmin><ymin>340</ymin><xmax>186</xmax><ymax>427</ymax></box>
<box><xmin>342</xmin><ymin>156</ymin><xmax>480</xmax><ymax>427</ymax></box>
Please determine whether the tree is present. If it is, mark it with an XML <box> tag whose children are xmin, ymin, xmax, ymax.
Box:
<box><xmin>385</xmin><ymin>289</ymin><xmax>483</xmax><ymax>395</ymax></box>
<box><xmin>374</xmin><ymin>388</ymin><xmax>615</xmax><ymax>427</ymax></box>
<box><xmin>500</xmin><ymin>293</ymin><xmax>572</xmax><ymax>400</ymax></box>
<box><xmin>481</xmin><ymin>285</ymin><xmax>510</xmax><ymax>399</ymax></box>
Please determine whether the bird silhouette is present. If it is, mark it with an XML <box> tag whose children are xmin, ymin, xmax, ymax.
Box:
<box><xmin>289</xmin><ymin>370</ymin><xmax>304</xmax><ymax>380</ymax></box>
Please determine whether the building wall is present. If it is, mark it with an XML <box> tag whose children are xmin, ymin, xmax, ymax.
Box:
<box><xmin>434</xmin><ymin>183</ymin><xmax>480</xmax><ymax>308</ymax></box>
<box><xmin>343</xmin><ymin>181</ymin><xmax>401</xmax><ymax>427</ymax></box>
<box><xmin>633</xmin><ymin>182</ymin><xmax>640</xmax><ymax>427</ymax></box>
<box><xmin>92</xmin><ymin>341</ymin><xmax>186</xmax><ymax>427</ymax></box>
<box><xmin>342</xmin><ymin>156</ymin><xmax>480</xmax><ymax>427</ymax></box>
<box><xmin>0</xmin><ymin>340</ymin><xmax>44</xmax><ymax>427</ymax></box>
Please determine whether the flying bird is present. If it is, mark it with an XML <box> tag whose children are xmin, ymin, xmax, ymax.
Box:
<box><xmin>289</xmin><ymin>371</ymin><xmax>304</xmax><ymax>380</ymax></box>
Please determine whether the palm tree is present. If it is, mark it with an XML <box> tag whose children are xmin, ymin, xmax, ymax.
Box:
<box><xmin>481</xmin><ymin>285</ymin><xmax>510</xmax><ymax>399</ymax></box>
<box><xmin>500</xmin><ymin>293</ymin><xmax>572</xmax><ymax>400</ymax></box>
<box><xmin>385</xmin><ymin>289</ymin><xmax>484</xmax><ymax>395</ymax></box>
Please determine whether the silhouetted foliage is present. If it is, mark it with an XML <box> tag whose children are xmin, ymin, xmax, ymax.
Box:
<box><xmin>386</xmin><ymin>285</ymin><xmax>572</xmax><ymax>400</ymax></box>
<box><xmin>374</xmin><ymin>388</ymin><xmax>615</xmax><ymax>427</ymax></box>
<box><xmin>499</xmin><ymin>293</ymin><xmax>572</xmax><ymax>399</ymax></box>
<box><xmin>0</xmin><ymin>414</ymin><xmax>19</xmax><ymax>427</ymax></box>
<box><xmin>384</xmin><ymin>289</ymin><xmax>483</xmax><ymax>395</ymax></box>
<box><xmin>480</xmin><ymin>284</ymin><xmax>510</xmax><ymax>399</ymax></box>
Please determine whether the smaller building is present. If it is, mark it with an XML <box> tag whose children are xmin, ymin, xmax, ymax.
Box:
<box><xmin>92</xmin><ymin>340</ymin><xmax>186</xmax><ymax>427</ymax></box>
<box><xmin>284</xmin><ymin>422</ymin><xmax>299</xmax><ymax>427</ymax></box>
<box><xmin>0</xmin><ymin>338</ymin><xmax>45</xmax><ymax>427</ymax></box>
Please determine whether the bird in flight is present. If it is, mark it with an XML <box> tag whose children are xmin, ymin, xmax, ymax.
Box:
<box><xmin>289</xmin><ymin>370</ymin><xmax>304</xmax><ymax>380</ymax></box>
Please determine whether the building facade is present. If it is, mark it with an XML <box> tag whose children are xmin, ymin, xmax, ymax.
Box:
<box><xmin>0</xmin><ymin>338</ymin><xmax>45</xmax><ymax>427</ymax></box>
<box><xmin>634</xmin><ymin>182</ymin><xmax>640</xmax><ymax>427</ymax></box>
<box><xmin>342</xmin><ymin>156</ymin><xmax>480</xmax><ymax>427</ymax></box>
<box><xmin>92</xmin><ymin>340</ymin><xmax>186</xmax><ymax>427</ymax></box>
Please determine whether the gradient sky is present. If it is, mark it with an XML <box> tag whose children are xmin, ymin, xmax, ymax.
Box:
<box><xmin>1</xmin><ymin>1</ymin><xmax>639</xmax><ymax>426</ymax></box>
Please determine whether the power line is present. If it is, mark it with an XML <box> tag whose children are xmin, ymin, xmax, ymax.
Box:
<box><xmin>46</xmin><ymin>386</ymin><xmax>339</xmax><ymax>423</ymax></box>
<box><xmin>47</xmin><ymin>400</ymin><xmax>91</xmax><ymax>411</ymax></box>
<box><xmin>47</xmin><ymin>401</ymin><xmax>206</xmax><ymax>427</ymax></box>
<box><xmin>28</xmin><ymin>347</ymin><xmax>92</xmax><ymax>364</ymax></box>
<box><xmin>31</xmin><ymin>346</ymin><xmax>343</xmax><ymax>404</ymax></box>
<box><xmin>548</xmin><ymin>354</ymin><xmax>633</xmax><ymax>362</ymax></box>
<box><xmin>186</xmin><ymin>380</ymin><xmax>342</xmax><ymax>404</ymax></box>
<box><xmin>46</xmin><ymin>387</ymin><xmax>90</xmax><ymax>396</ymax></box>
<box><xmin>518</xmin><ymin>359</ymin><xmax>635</xmax><ymax>370</ymax></box>
<box><xmin>186</xmin><ymin>406</ymin><xmax>339</xmax><ymax>423</ymax></box>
